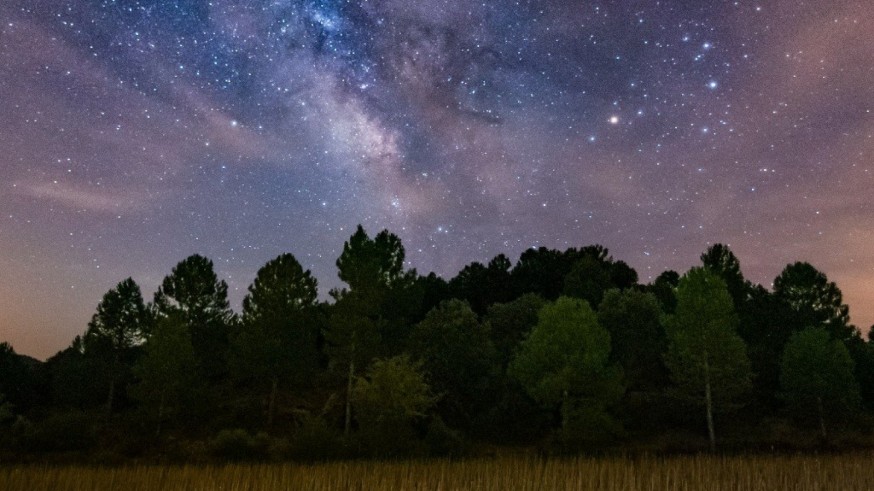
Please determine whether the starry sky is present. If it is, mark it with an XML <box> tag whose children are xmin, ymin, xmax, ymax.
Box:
<box><xmin>1</xmin><ymin>0</ymin><xmax>872</xmax><ymax>359</ymax></box>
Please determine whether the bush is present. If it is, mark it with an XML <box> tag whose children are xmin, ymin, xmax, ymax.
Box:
<box><xmin>425</xmin><ymin>417</ymin><xmax>469</xmax><ymax>457</ymax></box>
<box><xmin>288</xmin><ymin>414</ymin><xmax>344</xmax><ymax>461</ymax></box>
<box><xmin>209</xmin><ymin>428</ymin><xmax>270</xmax><ymax>460</ymax></box>
<box><xmin>14</xmin><ymin>411</ymin><xmax>97</xmax><ymax>452</ymax></box>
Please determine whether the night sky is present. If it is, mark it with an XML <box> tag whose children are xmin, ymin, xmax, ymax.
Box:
<box><xmin>1</xmin><ymin>0</ymin><xmax>872</xmax><ymax>359</ymax></box>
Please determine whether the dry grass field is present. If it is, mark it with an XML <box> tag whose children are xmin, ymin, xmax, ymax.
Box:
<box><xmin>3</xmin><ymin>453</ymin><xmax>873</xmax><ymax>490</ymax></box>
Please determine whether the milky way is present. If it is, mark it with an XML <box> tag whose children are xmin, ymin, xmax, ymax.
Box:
<box><xmin>1</xmin><ymin>0</ymin><xmax>873</xmax><ymax>358</ymax></box>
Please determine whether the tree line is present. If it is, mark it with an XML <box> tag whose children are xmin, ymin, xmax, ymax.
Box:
<box><xmin>1</xmin><ymin>226</ymin><xmax>873</xmax><ymax>460</ymax></box>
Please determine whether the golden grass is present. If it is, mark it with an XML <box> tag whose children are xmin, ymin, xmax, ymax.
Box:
<box><xmin>3</xmin><ymin>453</ymin><xmax>874</xmax><ymax>490</ymax></box>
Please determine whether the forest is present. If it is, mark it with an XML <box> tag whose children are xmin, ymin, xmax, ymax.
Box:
<box><xmin>1</xmin><ymin>225</ymin><xmax>873</xmax><ymax>462</ymax></box>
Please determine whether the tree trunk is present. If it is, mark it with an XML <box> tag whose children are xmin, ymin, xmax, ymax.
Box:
<box><xmin>344</xmin><ymin>357</ymin><xmax>355</xmax><ymax>436</ymax></box>
<box><xmin>267</xmin><ymin>376</ymin><xmax>279</xmax><ymax>428</ymax></box>
<box><xmin>704</xmin><ymin>354</ymin><xmax>716</xmax><ymax>452</ymax></box>
<box><xmin>561</xmin><ymin>390</ymin><xmax>570</xmax><ymax>431</ymax></box>
<box><xmin>817</xmin><ymin>396</ymin><xmax>828</xmax><ymax>441</ymax></box>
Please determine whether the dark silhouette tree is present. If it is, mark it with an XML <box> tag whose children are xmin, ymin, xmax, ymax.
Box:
<box><xmin>597</xmin><ymin>289</ymin><xmax>667</xmax><ymax>393</ymax></box>
<box><xmin>231</xmin><ymin>253</ymin><xmax>320</xmax><ymax>427</ymax></box>
<box><xmin>408</xmin><ymin>299</ymin><xmax>498</xmax><ymax>430</ymax></box>
<box><xmin>773</xmin><ymin>262</ymin><xmax>855</xmax><ymax>342</ymax></box>
<box><xmin>132</xmin><ymin>313</ymin><xmax>201</xmax><ymax>436</ymax></box>
<box><xmin>486</xmin><ymin>293</ymin><xmax>546</xmax><ymax>369</ymax></box>
<box><xmin>700</xmin><ymin>244</ymin><xmax>750</xmax><ymax>307</ymax></box>
<box><xmin>0</xmin><ymin>342</ymin><xmax>41</xmax><ymax>414</ymax></box>
<box><xmin>326</xmin><ymin>225</ymin><xmax>415</xmax><ymax>435</ymax></box>
<box><xmin>510</xmin><ymin>247</ymin><xmax>569</xmax><ymax>300</ymax></box>
<box><xmin>663</xmin><ymin>268</ymin><xmax>751</xmax><ymax>451</ymax></box>
<box><xmin>649</xmin><ymin>270</ymin><xmax>680</xmax><ymax>313</ymax></box>
<box><xmin>448</xmin><ymin>254</ymin><xmax>514</xmax><ymax>315</ymax></box>
<box><xmin>153</xmin><ymin>255</ymin><xmax>234</xmax><ymax>379</ymax></box>
<box><xmin>83</xmin><ymin>278</ymin><xmax>150</xmax><ymax>417</ymax></box>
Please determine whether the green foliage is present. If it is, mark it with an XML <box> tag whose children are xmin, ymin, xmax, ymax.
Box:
<box><xmin>209</xmin><ymin>428</ymin><xmax>271</xmax><ymax>460</ymax></box>
<box><xmin>509</xmin><ymin>297</ymin><xmax>624</xmax><ymax>441</ymax></box>
<box><xmin>132</xmin><ymin>314</ymin><xmax>203</xmax><ymax>431</ymax></box>
<box><xmin>409</xmin><ymin>300</ymin><xmax>498</xmax><ymax>429</ymax></box>
<box><xmin>700</xmin><ymin>244</ymin><xmax>750</xmax><ymax>307</ymax></box>
<box><xmin>664</xmin><ymin>268</ymin><xmax>751</xmax><ymax>406</ymax></box>
<box><xmin>486</xmin><ymin>293</ymin><xmax>546</xmax><ymax>369</ymax></box>
<box><xmin>353</xmin><ymin>355</ymin><xmax>437</xmax><ymax>427</ymax></box>
<box><xmin>352</xmin><ymin>355</ymin><xmax>436</xmax><ymax>457</ymax></box>
<box><xmin>781</xmin><ymin>327</ymin><xmax>860</xmax><ymax>435</ymax></box>
<box><xmin>663</xmin><ymin>267</ymin><xmax>751</xmax><ymax>449</ymax></box>
<box><xmin>597</xmin><ymin>289</ymin><xmax>667</xmax><ymax>392</ymax></box>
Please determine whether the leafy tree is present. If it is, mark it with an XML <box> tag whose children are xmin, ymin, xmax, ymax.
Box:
<box><xmin>649</xmin><ymin>270</ymin><xmax>680</xmax><ymax>313</ymax></box>
<box><xmin>327</xmin><ymin>225</ymin><xmax>415</xmax><ymax>434</ymax></box>
<box><xmin>132</xmin><ymin>314</ymin><xmax>202</xmax><ymax>435</ymax></box>
<box><xmin>45</xmin><ymin>336</ymin><xmax>108</xmax><ymax>409</ymax></box>
<box><xmin>0</xmin><ymin>342</ymin><xmax>40</xmax><ymax>413</ymax></box>
<box><xmin>486</xmin><ymin>293</ymin><xmax>546</xmax><ymax>369</ymax></box>
<box><xmin>448</xmin><ymin>254</ymin><xmax>514</xmax><ymax>315</ymax></box>
<box><xmin>334</xmin><ymin>225</ymin><xmax>405</xmax><ymax>294</ymax></box>
<box><xmin>773</xmin><ymin>262</ymin><xmax>855</xmax><ymax>341</ymax></box>
<box><xmin>700</xmin><ymin>244</ymin><xmax>750</xmax><ymax>307</ymax></box>
<box><xmin>597</xmin><ymin>289</ymin><xmax>667</xmax><ymax>392</ymax></box>
<box><xmin>353</xmin><ymin>355</ymin><xmax>437</xmax><ymax>454</ymax></box>
<box><xmin>663</xmin><ymin>268</ymin><xmax>751</xmax><ymax>451</ymax></box>
<box><xmin>153</xmin><ymin>255</ymin><xmax>234</xmax><ymax>379</ymax></box>
<box><xmin>409</xmin><ymin>299</ymin><xmax>498</xmax><ymax>430</ymax></box>
<box><xmin>510</xmin><ymin>247</ymin><xmax>569</xmax><ymax>300</ymax></box>
<box><xmin>780</xmin><ymin>327</ymin><xmax>860</xmax><ymax>440</ymax></box>
<box><xmin>563</xmin><ymin>247</ymin><xmax>638</xmax><ymax>308</ymax></box>
<box><xmin>735</xmin><ymin>285</ymin><xmax>798</xmax><ymax>408</ymax></box>
<box><xmin>83</xmin><ymin>278</ymin><xmax>149</xmax><ymax>416</ymax></box>
<box><xmin>509</xmin><ymin>297</ymin><xmax>624</xmax><ymax>442</ymax></box>
<box><xmin>231</xmin><ymin>253</ymin><xmax>320</xmax><ymax>427</ymax></box>
<box><xmin>563</xmin><ymin>255</ymin><xmax>612</xmax><ymax>308</ymax></box>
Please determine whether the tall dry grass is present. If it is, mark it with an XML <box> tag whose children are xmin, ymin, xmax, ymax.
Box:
<box><xmin>2</xmin><ymin>453</ymin><xmax>873</xmax><ymax>490</ymax></box>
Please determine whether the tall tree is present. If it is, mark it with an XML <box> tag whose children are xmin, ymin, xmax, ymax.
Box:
<box><xmin>486</xmin><ymin>293</ymin><xmax>546</xmax><ymax>369</ymax></box>
<box><xmin>326</xmin><ymin>225</ymin><xmax>414</xmax><ymax>434</ymax></box>
<box><xmin>153</xmin><ymin>255</ymin><xmax>234</xmax><ymax>379</ymax></box>
<box><xmin>649</xmin><ymin>270</ymin><xmax>680</xmax><ymax>314</ymax></box>
<box><xmin>132</xmin><ymin>314</ymin><xmax>201</xmax><ymax>436</ymax></box>
<box><xmin>352</xmin><ymin>355</ymin><xmax>437</xmax><ymax>455</ymax></box>
<box><xmin>597</xmin><ymin>289</ymin><xmax>667</xmax><ymax>392</ymax></box>
<box><xmin>231</xmin><ymin>253</ymin><xmax>320</xmax><ymax>427</ymax></box>
<box><xmin>780</xmin><ymin>327</ymin><xmax>859</xmax><ymax>440</ymax></box>
<box><xmin>663</xmin><ymin>267</ymin><xmax>751</xmax><ymax>451</ymax></box>
<box><xmin>773</xmin><ymin>262</ymin><xmax>855</xmax><ymax>342</ymax></box>
<box><xmin>700</xmin><ymin>244</ymin><xmax>750</xmax><ymax>307</ymax></box>
<box><xmin>449</xmin><ymin>254</ymin><xmax>514</xmax><ymax>315</ymax></box>
<box><xmin>408</xmin><ymin>299</ymin><xmax>498</xmax><ymax>430</ymax></box>
<box><xmin>509</xmin><ymin>297</ymin><xmax>624</xmax><ymax>442</ymax></box>
<box><xmin>83</xmin><ymin>278</ymin><xmax>149</xmax><ymax>417</ymax></box>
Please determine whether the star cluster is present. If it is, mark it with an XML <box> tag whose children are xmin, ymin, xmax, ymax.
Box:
<box><xmin>1</xmin><ymin>0</ymin><xmax>873</xmax><ymax>358</ymax></box>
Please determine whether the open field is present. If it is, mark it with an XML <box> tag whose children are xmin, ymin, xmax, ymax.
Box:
<box><xmin>3</xmin><ymin>453</ymin><xmax>874</xmax><ymax>490</ymax></box>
